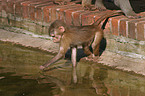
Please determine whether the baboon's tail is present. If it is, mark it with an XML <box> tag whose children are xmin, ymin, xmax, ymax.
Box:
<box><xmin>93</xmin><ymin>10</ymin><xmax>123</xmax><ymax>26</ymax></box>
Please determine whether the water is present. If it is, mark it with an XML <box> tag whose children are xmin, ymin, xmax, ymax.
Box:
<box><xmin>0</xmin><ymin>41</ymin><xmax>145</xmax><ymax>96</ymax></box>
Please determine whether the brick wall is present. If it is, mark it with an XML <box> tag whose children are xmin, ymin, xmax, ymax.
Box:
<box><xmin>0</xmin><ymin>0</ymin><xmax>145</xmax><ymax>40</ymax></box>
<box><xmin>1</xmin><ymin>0</ymin><xmax>145</xmax><ymax>40</ymax></box>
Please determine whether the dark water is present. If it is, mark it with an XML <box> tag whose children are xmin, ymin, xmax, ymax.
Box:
<box><xmin>0</xmin><ymin>41</ymin><xmax>145</xmax><ymax>96</ymax></box>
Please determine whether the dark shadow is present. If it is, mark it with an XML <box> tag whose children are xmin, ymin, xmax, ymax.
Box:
<box><xmin>65</xmin><ymin>48</ymin><xmax>87</xmax><ymax>62</ymax></box>
<box><xmin>64</xmin><ymin>38</ymin><xmax>107</xmax><ymax>62</ymax></box>
<box><xmin>92</xmin><ymin>0</ymin><xmax>145</xmax><ymax>13</ymax></box>
<box><xmin>129</xmin><ymin>0</ymin><xmax>145</xmax><ymax>13</ymax></box>
<box><xmin>100</xmin><ymin>37</ymin><xmax>107</xmax><ymax>55</ymax></box>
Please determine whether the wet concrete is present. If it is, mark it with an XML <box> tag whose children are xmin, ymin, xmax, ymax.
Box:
<box><xmin>0</xmin><ymin>41</ymin><xmax>145</xmax><ymax>96</ymax></box>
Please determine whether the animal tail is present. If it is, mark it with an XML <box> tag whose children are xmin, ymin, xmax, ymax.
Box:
<box><xmin>93</xmin><ymin>10</ymin><xmax>123</xmax><ymax>26</ymax></box>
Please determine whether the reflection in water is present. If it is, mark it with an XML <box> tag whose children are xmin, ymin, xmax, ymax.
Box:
<box><xmin>40</xmin><ymin>63</ymin><xmax>109</xmax><ymax>96</ymax></box>
<box><xmin>0</xmin><ymin>41</ymin><xmax>145</xmax><ymax>96</ymax></box>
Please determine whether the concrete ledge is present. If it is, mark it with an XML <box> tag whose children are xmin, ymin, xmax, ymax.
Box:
<box><xmin>0</xmin><ymin>28</ymin><xmax>59</xmax><ymax>53</ymax></box>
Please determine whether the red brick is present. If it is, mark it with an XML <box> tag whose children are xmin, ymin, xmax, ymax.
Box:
<box><xmin>128</xmin><ymin>20</ymin><xmax>137</xmax><ymax>39</ymax></box>
<box><xmin>30</xmin><ymin>1</ymin><xmax>53</xmax><ymax>21</ymax></box>
<box><xmin>36</xmin><ymin>0</ymin><xmax>54</xmax><ymax>5</ymax></box>
<box><xmin>15</xmin><ymin>0</ymin><xmax>29</xmax><ymax>17</ymax></box>
<box><xmin>35</xmin><ymin>1</ymin><xmax>54</xmax><ymax>8</ymax></box>
<box><xmin>21</xmin><ymin>2</ymin><xmax>30</xmax><ymax>19</ymax></box>
<box><xmin>15</xmin><ymin>2</ymin><xmax>22</xmax><ymax>17</ymax></box>
<box><xmin>96</xmin><ymin>14</ymin><xmax>110</xmax><ymax>34</ymax></box>
<box><xmin>43</xmin><ymin>3</ymin><xmax>63</xmax><ymax>23</ymax></box>
<box><xmin>49</xmin><ymin>5</ymin><xmax>76</xmax><ymax>22</ymax></box>
<box><xmin>7</xmin><ymin>0</ymin><xmax>26</xmax><ymax>16</ymax></box>
<box><xmin>64</xmin><ymin>9</ymin><xmax>73</xmax><ymax>25</ymax></box>
<box><xmin>7</xmin><ymin>0</ymin><xmax>25</xmax><ymax>12</ymax></box>
<box><xmin>0</xmin><ymin>1</ymin><xmax>2</xmax><ymax>13</ymax></box>
<box><xmin>94</xmin><ymin>10</ymin><xmax>111</xmax><ymax>18</ymax></box>
<box><xmin>137</xmin><ymin>21</ymin><xmax>145</xmax><ymax>40</ymax></box>
<box><xmin>119</xmin><ymin>19</ymin><xmax>128</xmax><ymax>37</ymax></box>
<box><xmin>28</xmin><ymin>1</ymin><xmax>43</xmax><ymax>20</ymax></box>
<box><xmin>128</xmin><ymin>19</ymin><xmax>145</xmax><ymax>39</ymax></box>
<box><xmin>1</xmin><ymin>0</ymin><xmax>7</xmax><ymax>13</ymax></box>
<box><xmin>81</xmin><ymin>11</ymin><xmax>95</xmax><ymax>26</ymax></box>
<box><xmin>95</xmin><ymin>10</ymin><xmax>126</xmax><ymax>36</ymax></box>
<box><xmin>56</xmin><ymin>8</ymin><xmax>67</xmax><ymax>21</ymax></box>
<box><xmin>49</xmin><ymin>7</ymin><xmax>57</xmax><ymax>22</ymax></box>
<box><xmin>35</xmin><ymin>7</ymin><xmax>43</xmax><ymax>21</ymax></box>
<box><xmin>72</xmin><ymin>10</ymin><xmax>84</xmax><ymax>26</ymax></box>
<box><xmin>64</xmin><ymin>6</ymin><xmax>82</xmax><ymax>25</ymax></box>
<box><xmin>93</xmin><ymin>10</ymin><xmax>114</xmax><ymax>30</ymax></box>
<box><xmin>35</xmin><ymin>2</ymin><xmax>54</xmax><ymax>22</ymax></box>
<box><xmin>111</xmin><ymin>16</ymin><xmax>124</xmax><ymax>36</ymax></box>
<box><xmin>7</xmin><ymin>0</ymin><xmax>15</xmax><ymax>14</ymax></box>
<box><xmin>28</xmin><ymin>0</ymin><xmax>47</xmax><ymax>5</ymax></box>
<box><xmin>43</xmin><ymin>6</ymin><xmax>53</xmax><ymax>23</ymax></box>
<box><xmin>48</xmin><ymin>5</ymin><xmax>67</xmax><ymax>22</ymax></box>
<box><xmin>21</xmin><ymin>1</ymin><xmax>41</xmax><ymax>19</ymax></box>
<box><xmin>29</xmin><ymin>5</ymin><xmax>35</xmax><ymax>20</ymax></box>
<box><xmin>94</xmin><ymin>11</ymin><xmax>106</xmax><ymax>24</ymax></box>
<box><xmin>120</xmin><ymin>18</ymin><xmax>135</xmax><ymax>38</ymax></box>
<box><xmin>55</xmin><ymin>5</ymin><xmax>68</xmax><ymax>20</ymax></box>
<box><xmin>21</xmin><ymin>0</ymin><xmax>42</xmax><ymax>19</ymax></box>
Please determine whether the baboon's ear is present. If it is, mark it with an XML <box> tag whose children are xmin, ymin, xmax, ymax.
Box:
<box><xmin>59</xmin><ymin>26</ymin><xmax>65</xmax><ymax>33</ymax></box>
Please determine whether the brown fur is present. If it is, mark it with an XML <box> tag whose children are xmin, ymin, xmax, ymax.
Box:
<box><xmin>39</xmin><ymin>10</ymin><xmax>123</xmax><ymax>70</ymax></box>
